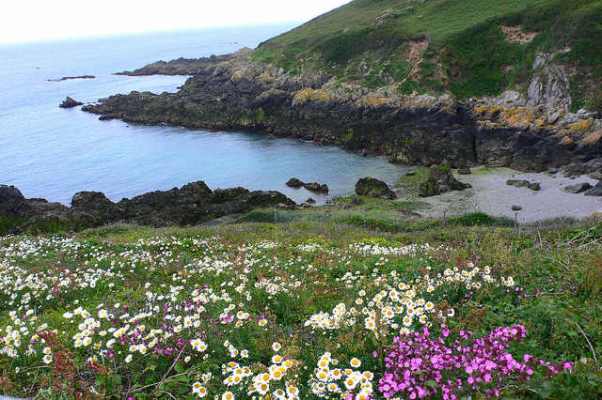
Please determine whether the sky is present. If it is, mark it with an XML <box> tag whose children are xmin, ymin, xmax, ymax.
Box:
<box><xmin>0</xmin><ymin>0</ymin><xmax>351</xmax><ymax>44</ymax></box>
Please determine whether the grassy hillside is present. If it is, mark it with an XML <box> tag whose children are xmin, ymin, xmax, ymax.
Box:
<box><xmin>0</xmin><ymin>204</ymin><xmax>601</xmax><ymax>398</ymax></box>
<box><xmin>254</xmin><ymin>0</ymin><xmax>602</xmax><ymax>111</ymax></box>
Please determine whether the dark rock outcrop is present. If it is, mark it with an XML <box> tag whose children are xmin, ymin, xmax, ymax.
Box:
<box><xmin>563</xmin><ymin>183</ymin><xmax>593</xmax><ymax>194</ymax></box>
<box><xmin>71</xmin><ymin>191</ymin><xmax>123</xmax><ymax>223</ymax></box>
<box><xmin>285</xmin><ymin>178</ymin><xmax>328</xmax><ymax>194</ymax></box>
<box><xmin>355</xmin><ymin>177</ymin><xmax>397</xmax><ymax>200</ymax></box>
<box><xmin>59</xmin><ymin>97</ymin><xmax>83</xmax><ymax>108</ymax></box>
<box><xmin>0</xmin><ymin>185</ymin><xmax>31</xmax><ymax>217</ymax></box>
<box><xmin>303</xmin><ymin>182</ymin><xmax>329</xmax><ymax>194</ymax></box>
<box><xmin>82</xmin><ymin>50</ymin><xmax>602</xmax><ymax>173</ymax></box>
<box><xmin>286</xmin><ymin>178</ymin><xmax>305</xmax><ymax>188</ymax></box>
<box><xmin>0</xmin><ymin>182</ymin><xmax>295</xmax><ymax>232</ymax></box>
<box><xmin>506</xmin><ymin>179</ymin><xmax>541</xmax><ymax>191</ymax></box>
<box><xmin>419</xmin><ymin>166</ymin><xmax>471</xmax><ymax>197</ymax></box>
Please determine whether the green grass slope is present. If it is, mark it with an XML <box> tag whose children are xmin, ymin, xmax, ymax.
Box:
<box><xmin>254</xmin><ymin>0</ymin><xmax>602</xmax><ymax>111</ymax></box>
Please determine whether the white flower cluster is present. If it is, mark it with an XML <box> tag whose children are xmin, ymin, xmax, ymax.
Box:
<box><xmin>310</xmin><ymin>353</ymin><xmax>374</xmax><ymax>400</ymax></box>
<box><xmin>306</xmin><ymin>263</ymin><xmax>516</xmax><ymax>338</ymax></box>
<box><xmin>349</xmin><ymin>242</ymin><xmax>434</xmax><ymax>257</ymax></box>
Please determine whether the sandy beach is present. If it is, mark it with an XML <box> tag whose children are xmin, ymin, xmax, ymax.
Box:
<box><xmin>411</xmin><ymin>167</ymin><xmax>602</xmax><ymax>223</ymax></box>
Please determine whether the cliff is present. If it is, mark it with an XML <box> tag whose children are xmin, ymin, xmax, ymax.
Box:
<box><xmin>83</xmin><ymin>0</ymin><xmax>602</xmax><ymax>172</ymax></box>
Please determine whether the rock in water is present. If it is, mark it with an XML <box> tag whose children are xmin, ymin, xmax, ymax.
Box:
<box><xmin>286</xmin><ymin>178</ymin><xmax>305</xmax><ymax>188</ymax></box>
<box><xmin>563</xmin><ymin>183</ymin><xmax>593</xmax><ymax>194</ymax></box>
<box><xmin>457</xmin><ymin>167</ymin><xmax>472</xmax><ymax>175</ymax></box>
<box><xmin>418</xmin><ymin>165</ymin><xmax>471</xmax><ymax>197</ymax></box>
<box><xmin>303</xmin><ymin>182</ymin><xmax>329</xmax><ymax>194</ymax></box>
<box><xmin>49</xmin><ymin>75</ymin><xmax>96</xmax><ymax>82</ymax></box>
<box><xmin>285</xmin><ymin>178</ymin><xmax>328</xmax><ymax>194</ymax></box>
<box><xmin>355</xmin><ymin>177</ymin><xmax>397</xmax><ymax>200</ymax></box>
<box><xmin>59</xmin><ymin>97</ymin><xmax>83</xmax><ymax>108</ymax></box>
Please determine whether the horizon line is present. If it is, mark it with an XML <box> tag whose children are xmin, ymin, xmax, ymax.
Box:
<box><xmin>0</xmin><ymin>21</ymin><xmax>300</xmax><ymax>47</ymax></box>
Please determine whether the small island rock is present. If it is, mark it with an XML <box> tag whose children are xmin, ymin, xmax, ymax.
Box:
<box><xmin>59</xmin><ymin>97</ymin><xmax>83</xmax><ymax>108</ymax></box>
<box><xmin>304</xmin><ymin>182</ymin><xmax>329</xmax><ymax>194</ymax></box>
<box><xmin>286</xmin><ymin>178</ymin><xmax>305</xmax><ymax>188</ymax></box>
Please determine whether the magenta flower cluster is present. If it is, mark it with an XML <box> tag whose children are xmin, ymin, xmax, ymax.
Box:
<box><xmin>379</xmin><ymin>325</ymin><xmax>572</xmax><ymax>399</ymax></box>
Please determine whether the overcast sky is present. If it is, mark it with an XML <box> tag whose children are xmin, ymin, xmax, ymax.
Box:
<box><xmin>1</xmin><ymin>0</ymin><xmax>351</xmax><ymax>44</ymax></box>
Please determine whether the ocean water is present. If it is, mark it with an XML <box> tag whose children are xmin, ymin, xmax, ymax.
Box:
<box><xmin>0</xmin><ymin>26</ymin><xmax>406</xmax><ymax>205</ymax></box>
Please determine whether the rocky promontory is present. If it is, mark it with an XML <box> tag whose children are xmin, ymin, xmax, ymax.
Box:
<box><xmin>0</xmin><ymin>182</ymin><xmax>294</xmax><ymax>233</ymax></box>
<box><xmin>116</xmin><ymin>53</ymin><xmax>237</xmax><ymax>76</ymax></box>
<box><xmin>83</xmin><ymin>48</ymin><xmax>602</xmax><ymax>173</ymax></box>
<box><xmin>48</xmin><ymin>75</ymin><xmax>95</xmax><ymax>82</ymax></box>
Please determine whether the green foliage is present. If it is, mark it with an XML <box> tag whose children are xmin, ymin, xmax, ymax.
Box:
<box><xmin>255</xmin><ymin>108</ymin><xmax>266</xmax><ymax>123</ymax></box>
<box><xmin>0</xmin><ymin>216</ymin><xmax>24</xmax><ymax>235</ymax></box>
<box><xmin>2</xmin><ymin>212</ymin><xmax>602</xmax><ymax>397</ymax></box>
<box><xmin>340</xmin><ymin>128</ymin><xmax>354</xmax><ymax>144</ymax></box>
<box><xmin>397</xmin><ymin>79</ymin><xmax>422</xmax><ymax>95</ymax></box>
<box><xmin>447</xmin><ymin>212</ymin><xmax>514</xmax><ymax>227</ymax></box>
<box><xmin>445</xmin><ymin>23</ymin><xmax>523</xmax><ymax>98</ymax></box>
<box><xmin>255</xmin><ymin>0</ymin><xmax>602</xmax><ymax>106</ymax></box>
<box><xmin>397</xmin><ymin>167</ymin><xmax>431</xmax><ymax>195</ymax></box>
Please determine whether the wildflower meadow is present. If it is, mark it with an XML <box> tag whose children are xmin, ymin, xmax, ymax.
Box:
<box><xmin>0</xmin><ymin>220</ymin><xmax>600</xmax><ymax>399</ymax></box>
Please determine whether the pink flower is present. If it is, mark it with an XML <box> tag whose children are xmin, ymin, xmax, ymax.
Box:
<box><xmin>378</xmin><ymin>324</ymin><xmax>572</xmax><ymax>399</ymax></box>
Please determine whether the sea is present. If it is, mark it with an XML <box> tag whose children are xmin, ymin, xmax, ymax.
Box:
<box><xmin>0</xmin><ymin>25</ymin><xmax>407</xmax><ymax>205</ymax></box>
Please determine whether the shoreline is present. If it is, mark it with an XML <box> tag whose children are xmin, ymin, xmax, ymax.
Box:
<box><xmin>82</xmin><ymin>49</ymin><xmax>602</xmax><ymax>175</ymax></box>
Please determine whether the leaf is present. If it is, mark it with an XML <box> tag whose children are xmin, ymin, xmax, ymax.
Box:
<box><xmin>174</xmin><ymin>362</ymin><xmax>185</xmax><ymax>374</ymax></box>
<box><xmin>425</xmin><ymin>380</ymin><xmax>438</xmax><ymax>388</ymax></box>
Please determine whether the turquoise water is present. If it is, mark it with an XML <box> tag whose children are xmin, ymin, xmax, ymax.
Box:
<box><xmin>0</xmin><ymin>26</ymin><xmax>406</xmax><ymax>205</ymax></box>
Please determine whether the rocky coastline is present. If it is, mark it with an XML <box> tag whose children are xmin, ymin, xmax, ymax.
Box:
<box><xmin>116</xmin><ymin>53</ymin><xmax>233</xmax><ymax>76</ymax></box>
<box><xmin>0</xmin><ymin>182</ymin><xmax>294</xmax><ymax>233</ymax></box>
<box><xmin>48</xmin><ymin>75</ymin><xmax>95</xmax><ymax>82</ymax></box>
<box><xmin>82</xmin><ymin>49</ymin><xmax>602</xmax><ymax>173</ymax></box>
